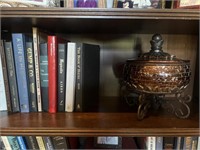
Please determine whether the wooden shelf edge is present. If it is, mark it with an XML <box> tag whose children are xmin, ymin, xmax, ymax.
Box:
<box><xmin>1</xmin><ymin>8</ymin><xmax>199</xmax><ymax>20</ymax></box>
<box><xmin>0</xmin><ymin>112</ymin><xmax>199</xmax><ymax>136</ymax></box>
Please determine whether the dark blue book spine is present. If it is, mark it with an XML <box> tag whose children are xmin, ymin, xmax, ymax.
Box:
<box><xmin>58</xmin><ymin>43</ymin><xmax>67</xmax><ymax>112</ymax></box>
<box><xmin>4</xmin><ymin>41</ymin><xmax>20</xmax><ymax>112</ymax></box>
<box><xmin>16</xmin><ymin>136</ymin><xmax>27</xmax><ymax>150</ymax></box>
<box><xmin>39</xmin><ymin>43</ymin><xmax>48</xmax><ymax>112</ymax></box>
<box><xmin>26</xmin><ymin>42</ymin><xmax>37</xmax><ymax>112</ymax></box>
<box><xmin>12</xmin><ymin>33</ymin><xmax>30</xmax><ymax>112</ymax></box>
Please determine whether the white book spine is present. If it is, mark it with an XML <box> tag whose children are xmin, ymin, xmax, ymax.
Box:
<box><xmin>1</xmin><ymin>136</ymin><xmax>12</xmax><ymax>150</ymax></box>
<box><xmin>0</xmin><ymin>54</ymin><xmax>7</xmax><ymax>111</ymax></box>
<box><xmin>65</xmin><ymin>42</ymin><xmax>76</xmax><ymax>112</ymax></box>
<box><xmin>147</xmin><ymin>137</ymin><xmax>156</xmax><ymax>150</ymax></box>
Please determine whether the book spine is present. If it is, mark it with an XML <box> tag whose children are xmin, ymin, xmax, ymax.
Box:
<box><xmin>26</xmin><ymin>42</ymin><xmax>38</xmax><ymax>112</ymax></box>
<box><xmin>36</xmin><ymin>136</ymin><xmax>46</xmax><ymax>150</ymax></box>
<box><xmin>42</xmin><ymin>136</ymin><xmax>54</xmax><ymax>150</ymax></box>
<box><xmin>156</xmin><ymin>137</ymin><xmax>163</xmax><ymax>150</ymax></box>
<box><xmin>39</xmin><ymin>43</ymin><xmax>48</xmax><ymax>112</ymax></box>
<box><xmin>0</xmin><ymin>136</ymin><xmax>6</xmax><ymax>149</ymax></box>
<box><xmin>1</xmin><ymin>136</ymin><xmax>12</xmax><ymax>150</ymax></box>
<box><xmin>183</xmin><ymin>137</ymin><xmax>192</xmax><ymax>150</ymax></box>
<box><xmin>0</xmin><ymin>48</ymin><xmax>8</xmax><ymax>111</ymax></box>
<box><xmin>65</xmin><ymin>42</ymin><xmax>76</xmax><ymax>112</ymax></box>
<box><xmin>75</xmin><ymin>43</ymin><xmax>83</xmax><ymax>111</ymax></box>
<box><xmin>51</xmin><ymin>136</ymin><xmax>69</xmax><ymax>149</ymax></box>
<box><xmin>4</xmin><ymin>42</ymin><xmax>20</xmax><ymax>112</ymax></box>
<box><xmin>12</xmin><ymin>33</ymin><xmax>30</xmax><ymax>112</ymax></box>
<box><xmin>24</xmin><ymin>136</ymin><xmax>39</xmax><ymax>150</ymax></box>
<box><xmin>48</xmin><ymin>36</ymin><xmax>58</xmax><ymax>113</ymax></box>
<box><xmin>16</xmin><ymin>136</ymin><xmax>27</xmax><ymax>150</ymax></box>
<box><xmin>7</xmin><ymin>136</ymin><xmax>20</xmax><ymax>150</ymax></box>
<box><xmin>147</xmin><ymin>137</ymin><xmax>156</xmax><ymax>150</ymax></box>
<box><xmin>32</xmin><ymin>27</ymin><xmax>42</xmax><ymax>112</ymax></box>
<box><xmin>58</xmin><ymin>43</ymin><xmax>67</xmax><ymax>112</ymax></box>
<box><xmin>0</xmin><ymin>41</ymin><xmax>12</xmax><ymax>112</ymax></box>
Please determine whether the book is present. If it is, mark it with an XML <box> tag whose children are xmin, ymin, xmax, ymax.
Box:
<box><xmin>0</xmin><ymin>41</ymin><xmax>11</xmax><ymax>112</ymax></box>
<box><xmin>64</xmin><ymin>0</ymin><xmax>74</xmax><ymax>7</ymax></box>
<box><xmin>23</xmin><ymin>136</ymin><xmax>39</xmax><ymax>150</ymax></box>
<box><xmin>16</xmin><ymin>136</ymin><xmax>27</xmax><ymax>150</ymax></box>
<box><xmin>98</xmin><ymin>0</ymin><xmax>106</xmax><ymax>8</ymax></box>
<box><xmin>106</xmin><ymin>0</ymin><xmax>114</xmax><ymax>8</ymax></box>
<box><xmin>36</xmin><ymin>136</ymin><xmax>46</xmax><ymax>150</ymax></box>
<box><xmin>0</xmin><ymin>47</ymin><xmax>8</xmax><ymax>111</ymax></box>
<box><xmin>26</xmin><ymin>42</ymin><xmax>38</xmax><ymax>112</ymax></box>
<box><xmin>163</xmin><ymin>137</ymin><xmax>175</xmax><ymax>149</ymax></box>
<box><xmin>191</xmin><ymin>136</ymin><xmax>198</xmax><ymax>150</ymax></box>
<box><xmin>156</xmin><ymin>137</ymin><xmax>163</xmax><ymax>150</ymax></box>
<box><xmin>7</xmin><ymin>136</ymin><xmax>20</xmax><ymax>150</ymax></box>
<box><xmin>51</xmin><ymin>136</ymin><xmax>69</xmax><ymax>149</ymax></box>
<box><xmin>1</xmin><ymin>136</ymin><xmax>12</xmax><ymax>150</ymax></box>
<box><xmin>183</xmin><ymin>136</ymin><xmax>192</xmax><ymax>150</ymax></box>
<box><xmin>42</xmin><ymin>136</ymin><xmax>54</xmax><ymax>150</ymax></box>
<box><xmin>4</xmin><ymin>41</ymin><xmax>20</xmax><ymax>112</ymax></box>
<box><xmin>0</xmin><ymin>136</ymin><xmax>6</xmax><ymax>149</ymax></box>
<box><xmin>75</xmin><ymin>43</ymin><xmax>100</xmax><ymax>112</ymax></box>
<box><xmin>147</xmin><ymin>137</ymin><xmax>156</xmax><ymax>150</ymax></box>
<box><xmin>32</xmin><ymin>27</ymin><xmax>43</xmax><ymax>112</ymax></box>
<box><xmin>58</xmin><ymin>43</ymin><xmax>67</xmax><ymax>112</ymax></box>
<box><xmin>39</xmin><ymin>43</ymin><xmax>49</xmax><ymax>112</ymax></box>
<box><xmin>175</xmin><ymin>0</ymin><xmax>200</xmax><ymax>9</ymax></box>
<box><xmin>65</xmin><ymin>42</ymin><xmax>77</xmax><ymax>112</ymax></box>
<box><xmin>48</xmin><ymin>35</ymin><xmax>58</xmax><ymax>113</ymax></box>
<box><xmin>12</xmin><ymin>33</ymin><xmax>30</xmax><ymax>112</ymax></box>
<box><xmin>74</xmin><ymin>0</ymin><xmax>98</xmax><ymax>7</ymax></box>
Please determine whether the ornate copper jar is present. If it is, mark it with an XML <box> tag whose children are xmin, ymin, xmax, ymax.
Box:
<box><xmin>123</xmin><ymin>34</ymin><xmax>191</xmax><ymax>120</ymax></box>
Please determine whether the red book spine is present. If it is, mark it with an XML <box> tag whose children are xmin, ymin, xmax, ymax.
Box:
<box><xmin>48</xmin><ymin>36</ymin><xmax>58</xmax><ymax>113</ymax></box>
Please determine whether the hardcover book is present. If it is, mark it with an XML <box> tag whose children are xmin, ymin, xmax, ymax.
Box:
<box><xmin>39</xmin><ymin>43</ymin><xmax>49</xmax><ymax>112</ymax></box>
<box><xmin>16</xmin><ymin>136</ymin><xmax>27</xmax><ymax>150</ymax></box>
<box><xmin>0</xmin><ymin>137</ymin><xmax>6</xmax><ymax>149</ymax></box>
<box><xmin>7</xmin><ymin>136</ymin><xmax>20</xmax><ymax>150</ymax></box>
<box><xmin>1</xmin><ymin>136</ymin><xmax>12</xmax><ymax>150</ymax></box>
<box><xmin>48</xmin><ymin>35</ymin><xmax>58</xmax><ymax>113</ymax></box>
<box><xmin>0</xmin><ymin>50</ymin><xmax>7</xmax><ymax>111</ymax></box>
<box><xmin>65</xmin><ymin>42</ymin><xmax>77</xmax><ymax>112</ymax></box>
<box><xmin>12</xmin><ymin>33</ymin><xmax>30</xmax><ymax>112</ymax></box>
<box><xmin>4</xmin><ymin>41</ymin><xmax>20</xmax><ymax>112</ymax></box>
<box><xmin>0</xmin><ymin>41</ymin><xmax>11</xmax><ymax>112</ymax></box>
<box><xmin>26</xmin><ymin>42</ymin><xmax>38</xmax><ymax>112</ymax></box>
<box><xmin>36</xmin><ymin>136</ymin><xmax>46</xmax><ymax>150</ymax></box>
<box><xmin>58</xmin><ymin>43</ymin><xmax>67</xmax><ymax>112</ymax></box>
<box><xmin>75</xmin><ymin>43</ymin><xmax>100</xmax><ymax>112</ymax></box>
<box><xmin>23</xmin><ymin>136</ymin><xmax>39</xmax><ymax>150</ymax></box>
<box><xmin>43</xmin><ymin>136</ymin><xmax>54</xmax><ymax>150</ymax></box>
<box><xmin>51</xmin><ymin>136</ymin><xmax>69</xmax><ymax>149</ymax></box>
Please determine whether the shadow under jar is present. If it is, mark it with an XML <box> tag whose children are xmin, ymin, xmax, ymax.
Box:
<box><xmin>123</xmin><ymin>34</ymin><xmax>191</xmax><ymax>120</ymax></box>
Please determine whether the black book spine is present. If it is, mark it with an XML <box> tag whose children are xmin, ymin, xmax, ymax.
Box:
<box><xmin>75</xmin><ymin>43</ymin><xmax>83</xmax><ymax>112</ymax></box>
<box><xmin>58</xmin><ymin>43</ymin><xmax>67</xmax><ymax>112</ymax></box>
<box><xmin>0</xmin><ymin>40</ymin><xmax>12</xmax><ymax>112</ymax></box>
<box><xmin>51</xmin><ymin>136</ymin><xmax>69</xmax><ymax>149</ymax></box>
<box><xmin>4</xmin><ymin>41</ymin><xmax>20</xmax><ymax>112</ymax></box>
<box><xmin>23</xmin><ymin>136</ymin><xmax>39</xmax><ymax>150</ymax></box>
<box><xmin>39</xmin><ymin>43</ymin><xmax>48</xmax><ymax>112</ymax></box>
<box><xmin>26</xmin><ymin>42</ymin><xmax>38</xmax><ymax>112</ymax></box>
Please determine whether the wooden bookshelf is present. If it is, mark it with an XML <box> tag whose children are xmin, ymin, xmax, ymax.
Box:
<box><xmin>0</xmin><ymin>8</ymin><xmax>199</xmax><ymax>137</ymax></box>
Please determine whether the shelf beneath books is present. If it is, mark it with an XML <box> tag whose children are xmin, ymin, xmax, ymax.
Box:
<box><xmin>0</xmin><ymin>111</ymin><xmax>199</xmax><ymax>136</ymax></box>
<box><xmin>1</xmin><ymin>8</ymin><xmax>199</xmax><ymax>34</ymax></box>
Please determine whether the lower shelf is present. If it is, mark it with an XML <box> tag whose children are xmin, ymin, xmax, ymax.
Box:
<box><xmin>0</xmin><ymin>112</ymin><xmax>199</xmax><ymax>136</ymax></box>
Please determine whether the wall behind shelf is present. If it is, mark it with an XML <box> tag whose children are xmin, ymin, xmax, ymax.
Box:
<box><xmin>63</xmin><ymin>33</ymin><xmax>198</xmax><ymax>100</ymax></box>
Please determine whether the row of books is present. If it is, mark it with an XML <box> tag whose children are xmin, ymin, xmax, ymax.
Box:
<box><xmin>0</xmin><ymin>27</ymin><xmax>100</xmax><ymax>113</ymax></box>
<box><xmin>0</xmin><ymin>136</ymin><xmax>71</xmax><ymax>149</ymax></box>
<box><xmin>137</xmin><ymin>136</ymin><xmax>200</xmax><ymax>150</ymax></box>
<box><xmin>1</xmin><ymin>0</ymin><xmax>199</xmax><ymax>9</ymax></box>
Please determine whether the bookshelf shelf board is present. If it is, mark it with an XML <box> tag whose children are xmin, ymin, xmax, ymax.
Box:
<box><xmin>1</xmin><ymin>8</ymin><xmax>200</xmax><ymax>20</ymax></box>
<box><xmin>0</xmin><ymin>112</ymin><xmax>199</xmax><ymax>136</ymax></box>
<box><xmin>1</xmin><ymin>8</ymin><xmax>199</xmax><ymax>34</ymax></box>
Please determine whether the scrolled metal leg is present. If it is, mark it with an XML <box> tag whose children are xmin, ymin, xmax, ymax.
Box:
<box><xmin>174</xmin><ymin>94</ymin><xmax>191</xmax><ymax>119</ymax></box>
<box><xmin>137</xmin><ymin>94</ymin><xmax>151</xmax><ymax>120</ymax></box>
